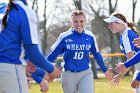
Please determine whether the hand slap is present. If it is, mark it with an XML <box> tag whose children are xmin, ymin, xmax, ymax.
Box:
<box><xmin>114</xmin><ymin>63</ymin><xmax>126</xmax><ymax>73</ymax></box>
<box><xmin>105</xmin><ymin>68</ymin><xmax>114</xmax><ymax>81</ymax></box>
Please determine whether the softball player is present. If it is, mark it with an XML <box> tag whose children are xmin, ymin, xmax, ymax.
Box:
<box><xmin>47</xmin><ymin>10</ymin><xmax>113</xmax><ymax>93</ymax></box>
<box><xmin>0</xmin><ymin>0</ymin><xmax>60</xmax><ymax>93</ymax></box>
<box><xmin>104</xmin><ymin>13</ymin><xmax>140</xmax><ymax>92</ymax></box>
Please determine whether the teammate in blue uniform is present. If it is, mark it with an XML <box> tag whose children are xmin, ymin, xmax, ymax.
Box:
<box><xmin>115</xmin><ymin>37</ymin><xmax>140</xmax><ymax>88</ymax></box>
<box><xmin>0</xmin><ymin>0</ymin><xmax>60</xmax><ymax>93</ymax></box>
<box><xmin>47</xmin><ymin>10</ymin><xmax>113</xmax><ymax>93</ymax></box>
<box><xmin>103</xmin><ymin>13</ymin><xmax>140</xmax><ymax>92</ymax></box>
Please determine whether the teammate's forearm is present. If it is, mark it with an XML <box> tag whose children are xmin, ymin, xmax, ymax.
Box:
<box><xmin>118</xmin><ymin>68</ymin><xmax>130</xmax><ymax>78</ymax></box>
<box><xmin>94</xmin><ymin>52</ymin><xmax>108</xmax><ymax>73</ymax></box>
<box><xmin>136</xmin><ymin>72</ymin><xmax>140</xmax><ymax>81</ymax></box>
<box><xmin>24</xmin><ymin>44</ymin><xmax>54</xmax><ymax>73</ymax></box>
<box><xmin>32</xmin><ymin>68</ymin><xmax>46</xmax><ymax>78</ymax></box>
<box><xmin>47</xmin><ymin>51</ymin><xmax>59</xmax><ymax>63</ymax></box>
<box><xmin>124</xmin><ymin>51</ymin><xmax>140</xmax><ymax>68</ymax></box>
<box><xmin>32</xmin><ymin>74</ymin><xmax>43</xmax><ymax>84</ymax></box>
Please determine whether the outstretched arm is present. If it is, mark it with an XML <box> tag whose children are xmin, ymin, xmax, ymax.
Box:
<box><xmin>115</xmin><ymin>51</ymin><xmax>140</xmax><ymax>73</ymax></box>
<box><xmin>24</xmin><ymin>44</ymin><xmax>61</xmax><ymax>79</ymax></box>
<box><xmin>93</xmin><ymin>52</ymin><xmax>114</xmax><ymax>80</ymax></box>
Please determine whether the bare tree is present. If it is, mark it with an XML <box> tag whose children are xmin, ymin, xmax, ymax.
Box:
<box><xmin>87</xmin><ymin>0</ymin><xmax>120</xmax><ymax>76</ymax></box>
<box><xmin>108</xmin><ymin>0</ymin><xmax>120</xmax><ymax>71</ymax></box>
<box><xmin>73</xmin><ymin>0</ymin><xmax>82</xmax><ymax>10</ymax></box>
<box><xmin>132</xmin><ymin>0</ymin><xmax>137</xmax><ymax>23</ymax></box>
<box><xmin>42</xmin><ymin>0</ymin><xmax>48</xmax><ymax>55</ymax></box>
<box><xmin>108</xmin><ymin>0</ymin><xmax>118</xmax><ymax>15</ymax></box>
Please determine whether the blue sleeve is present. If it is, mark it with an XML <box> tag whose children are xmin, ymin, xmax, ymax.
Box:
<box><xmin>124</xmin><ymin>51</ymin><xmax>140</xmax><ymax>68</ymax></box>
<box><xmin>47</xmin><ymin>34</ymin><xmax>65</xmax><ymax>62</ymax></box>
<box><xmin>90</xmin><ymin>36</ymin><xmax>107</xmax><ymax>73</ymax></box>
<box><xmin>24</xmin><ymin>44</ymin><xmax>54</xmax><ymax>73</ymax></box>
<box><xmin>136</xmin><ymin>72</ymin><xmax>140</xmax><ymax>81</ymax></box>
<box><xmin>93</xmin><ymin>52</ymin><xmax>108</xmax><ymax>73</ymax></box>
<box><xmin>32</xmin><ymin>68</ymin><xmax>45</xmax><ymax>78</ymax></box>
<box><xmin>31</xmin><ymin>74</ymin><xmax>43</xmax><ymax>84</ymax></box>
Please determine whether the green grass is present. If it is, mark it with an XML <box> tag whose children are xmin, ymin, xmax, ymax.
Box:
<box><xmin>29</xmin><ymin>76</ymin><xmax>134</xmax><ymax>93</ymax></box>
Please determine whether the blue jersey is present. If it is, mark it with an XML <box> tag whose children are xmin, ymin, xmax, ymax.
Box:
<box><xmin>47</xmin><ymin>28</ymin><xmax>107</xmax><ymax>72</ymax></box>
<box><xmin>120</xmin><ymin>28</ymin><xmax>140</xmax><ymax>55</ymax></box>
<box><xmin>0</xmin><ymin>1</ymin><xmax>38</xmax><ymax>64</ymax></box>
<box><xmin>0</xmin><ymin>3</ymin><xmax>7</xmax><ymax>14</ymax></box>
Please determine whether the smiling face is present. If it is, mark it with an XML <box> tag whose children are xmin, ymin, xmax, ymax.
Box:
<box><xmin>71</xmin><ymin>10</ymin><xmax>86</xmax><ymax>33</ymax></box>
<box><xmin>104</xmin><ymin>13</ymin><xmax>128</xmax><ymax>34</ymax></box>
<box><xmin>108</xmin><ymin>22</ymin><xmax>126</xmax><ymax>34</ymax></box>
<box><xmin>108</xmin><ymin>22</ymin><xmax>120</xmax><ymax>33</ymax></box>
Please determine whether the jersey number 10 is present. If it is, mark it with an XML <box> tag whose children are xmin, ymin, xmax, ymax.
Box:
<box><xmin>73</xmin><ymin>51</ymin><xmax>84</xmax><ymax>60</ymax></box>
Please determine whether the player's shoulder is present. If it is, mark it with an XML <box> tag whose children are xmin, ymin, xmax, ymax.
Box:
<box><xmin>59</xmin><ymin>28</ymin><xmax>73</xmax><ymax>39</ymax></box>
<box><xmin>122</xmin><ymin>28</ymin><xmax>138</xmax><ymax>38</ymax></box>
<box><xmin>84</xmin><ymin>29</ymin><xmax>96</xmax><ymax>38</ymax></box>
<box><xmin>14</xmin><ymin>1</ymin><xmax>37</xmax><ymax>24</ymax></box>
<box><xmin>14</xmin><ymin>1</ymin><xmax>36</xmax><ymax>17</ymax></box>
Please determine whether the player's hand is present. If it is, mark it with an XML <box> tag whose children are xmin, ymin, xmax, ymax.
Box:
<box><xmin>48</xmin><ymin>65</ymin><xmax>61</xmax><ymax>82</ymax></box>
<box><xmin>105</xmin><ymin>68</ymin><xmax>114</xmax><ymax>81</ymax></box>
<box><xmin>110</xmin><ymin>74</ymin><xmax>121</xmax><ymax>88</ymax></box>
<box><xmin>131</xmin><ymin>79</ymin><xmax>140</xmax><ymax>88</ymax></box>
<box><xmin>39</xmin><ymin>79</ymin><xmax>49</xmax><ymax>93</ymax></box>
<box><xmin>133</xmin><ymin>37</ymin><xmax>140</xmax><ymax>48</ymax></box>
<box><xmin>26</xmin><ymin>61</ymin><xmax>37</xmax><ymax>73</ymax></box>
<box><xmin>43</xmin><ymin>72</ymin><xmax>50</xmax><ymax>82</ymax></box>
<box><xmin>114</xmin><ymin>63</ymin><xmax>126</xmax><ymax>73</ymax></box>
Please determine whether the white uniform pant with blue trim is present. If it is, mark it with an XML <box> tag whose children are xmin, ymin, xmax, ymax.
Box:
<box><xmin>0</xmin><ymin>63</ymin><xmax>28</xmax><ymax>93</ymax></box>
<box><xmin>61</xmin><ymin>68</ymin><xmax>94</xmax><ymax>93</ymax></box>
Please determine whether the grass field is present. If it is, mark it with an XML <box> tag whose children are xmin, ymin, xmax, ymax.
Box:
<box><xmin>29</xmin><ymin>75</ymin><xmax>134</xmax><ymax>93</ymax></box>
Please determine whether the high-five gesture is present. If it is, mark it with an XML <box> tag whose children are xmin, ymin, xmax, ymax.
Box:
<box><xmin>133</xmin><ymin>37</ymin><xmax>140</xmax><ymax>48</ymax></box>
<box><xmin>105</xmin><ymin>68</ymin><xmax>114</xmax><ymax>80</ymax></box>
<box><xmin>48</xmin><ymin>64</ymin><xmax>61</xmax><ymax>82</ymax></box>
<box><xmin>114</xmin><ymin>63</ymin><xmax>127</xmax><ymax>73</ymax></box>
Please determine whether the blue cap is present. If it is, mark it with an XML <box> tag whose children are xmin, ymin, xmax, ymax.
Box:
<box><xmin>21</xmin><ymin>0</ymin><xmax>27</xmax><ymax>5</ymax></box>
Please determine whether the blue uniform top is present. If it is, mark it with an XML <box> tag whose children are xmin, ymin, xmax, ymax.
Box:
<box><xmin>47</xmin><ymin>28</ymin><xmax>107</xmax><ymax>73</ymax></box>
<box><xmin>120</xmin><ymin>28</ymin><xmax>140</xmax><ymax>81</ymax></box>
<box><xmin>0</xmin><ymin>1</ymin><xmax>54</xmax><ymax>73</ymax></box>
<box><xmin>120</xmin><ymin>28</ymin><xmax>140</xmax><ymax>55</ymax></box>
<box><xmin>0</xmin><ymin>1</ymin><xmax>38</xmax><ymax>64</ymax></box>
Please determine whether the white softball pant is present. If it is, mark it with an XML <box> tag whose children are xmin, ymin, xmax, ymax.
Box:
<box><xmin>61</xmin><ymin>68</ymin><xmax>94</xmax><ymax>93</ymax></box>
<box><xmin>0</xmin><ymin>63</ymin><xmax>28</xmax><ymax>93</ymax></box>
